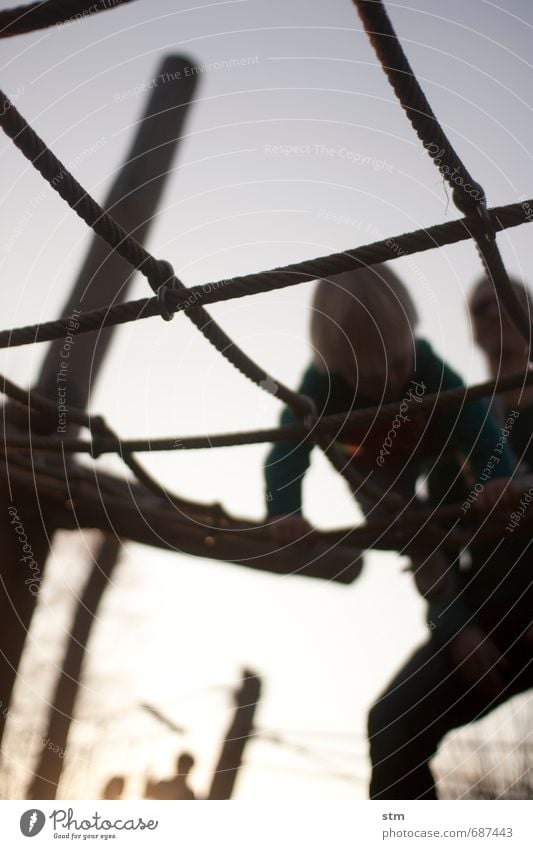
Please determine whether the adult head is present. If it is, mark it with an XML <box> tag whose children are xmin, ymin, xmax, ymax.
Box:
<box><xmin>469</xmin><ymin>275</ymin><xmax>531</xmax><ymax>364</ymax></box>
<box><xmin>177</xmin><ymin>752</ymin><xmax>194</xmax><ymax>776</ymax></box>
<box><xmin>311</xmin><ymin>262</ymin><xmax>418</xmax><ymax>402</ymax></box>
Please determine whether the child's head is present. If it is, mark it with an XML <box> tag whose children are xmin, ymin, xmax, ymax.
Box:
<box><xmin>310</xmin><ymin>262</ymin><xmax>418</xmax><ymax>401</ymax></box>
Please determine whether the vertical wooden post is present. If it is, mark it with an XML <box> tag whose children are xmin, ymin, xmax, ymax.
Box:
<box><xmin>0</xmin><ymin>55</ymin><xmax>198</xmax><ymax>753</ymax></box>
<box><xmin>36</xmin><ymin>54</ymin><xmax>197</xmax><ymax>410</ymax></box>
<box><xmin>207</xmin><ymin>669</ymin><xmax>261</xmax><ymax>800</ymax></box>
<box><xmin>27</xmin><ymin>534</ymin><xmax>121</xmax><ymax>799</ymax></box>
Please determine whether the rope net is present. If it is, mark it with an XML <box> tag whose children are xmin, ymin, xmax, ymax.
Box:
<box><xmin>1</xmin><ymin>0</ymin><xmax>532</xmax><ymax>553</ymax></box>
<box><xmin>0</xmin><ymin>0</ymin><xmax>138</xmax><ymax>38</ymax></box>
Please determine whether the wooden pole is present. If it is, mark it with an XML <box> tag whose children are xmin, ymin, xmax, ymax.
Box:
<box><xmin>27</xmin><ymin>534</ymin><xmax>121</xmax><ymax>800</ymax></box>
<box><xmin>36</xmin><ymin>54</ymin><xmax>197</xmax><ymax>411</ymax></box>
<box><xmin>207</xmin><ymin>669</ymin><xmax>261</xmax><ymax>800</ymax></box>
<box><xmin>0</xmin><ymin>55</ymin><xmax>198</xmax><ymax>753</ymax></box>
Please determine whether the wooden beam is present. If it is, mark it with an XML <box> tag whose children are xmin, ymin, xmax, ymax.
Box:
<box><xmin>11</xmin><ymin>458</ymin><xmax>365</xmax><ymax>582</ymax></box>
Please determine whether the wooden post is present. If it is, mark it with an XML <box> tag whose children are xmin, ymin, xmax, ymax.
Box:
<box><xmin>36</xmin><ymin>54</ymin><xmax>197</xmax><ymax>410</ymax></box>
<box><xmin>27</xmin><ymin>534</ymin><xmax>121</xmax><ymax>800</ymax></box>
<box><xmin>207</xmin><ymin>669</ymin><xmax>261</xmax><ymax>800</ymax></box>
<box><xmin>0</xmin><ymin>55</ymin><xmax>198</xmax><ymax>753</ymax></box>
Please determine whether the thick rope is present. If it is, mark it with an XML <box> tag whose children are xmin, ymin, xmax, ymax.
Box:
<box><xmin>0</xmin><ymin>0</ymin><xmax>138</xmax><ymax>37</ymax></box>
<box><xmin>9</xmin><ymin>411</ymin><xmax>522</xmax><ymax>553</ymax></box>
<box><xmin>0</xmin><ymin>90</ymin><xmax>159</xmax><ymax>276</ymax></box>
<box><xmin>0</xmin><ymin>82</ymin><xmax>530</xmax><ymax>412</ymax></box>
<box><xmin>311</xmin><ymin>408</ymin><xmax>465</xmax><ymax>559</ymax></box>
<box><xmin>0</xmin><ymin>199</ymin><xmax>531</xmax><ymax>351</ymax></box>
<box><xmin>353</xmin><ymin>0</ymin><xmax>479</xmax><ymax>209</ymax></box>
<box><xmin>0</xmin><ymin>372</ymin><xmax>216</xmax><ymax>515</ymax></box>
<box><xmin>90</xmin><ymin>418</ymin><xmax>225</xmax><ymax>520</ymax></box>
<box><xmin>4</xmin><ymin>371</ymin><xmax>530</xmax><ymax>553</ymax></box>
<box><xmin>0</xmin><ymin>4</ymin><xmax>530</xmax><ymax>558</ymax></box>
<box><xmin>353</xmin><ymin>0</ymin><xmax>532</xmax><ymax>346</ymax></box>
<box><xmin>4</xmin><ymin>370</ymin><xmax>532</xmax><ymax>454</ymax></box>
<box><xmin>0</xmin><ymin>91</ymin><xmax>310</xmax><ymax>417</ymax></box>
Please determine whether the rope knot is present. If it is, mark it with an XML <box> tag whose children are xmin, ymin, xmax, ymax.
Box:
<box><xmin>453</xmin><ymin>183</ymin><xmax>495</xmax><ymax>241</ymax></box>
<box><xmin>88</xmin><ymin>414</ymin><xmax>109</xmax><ymax>459</ymax></box>
<box><xmin>153</xmin><ymin>259</ymin><xmax>178</xmax><ymax>321</ymax></box>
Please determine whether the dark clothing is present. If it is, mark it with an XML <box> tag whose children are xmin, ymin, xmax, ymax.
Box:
<box><xmin>370</xmin><ymin>403</ymin><xmax>533</xmax><ymax>799</ymax></box>
<box><xmin>427</xmin><ymin>403</ymin><xmax>533</xmax><ymax>641</ymax></box>
<box><xmin>503</xmin><ymin>403</ymin><xmax>533</xmax><ymax>464</ymax></box>
<box><xmin>369</xmin><ymin>633</ymin><xmax>533</xmax><ymax>799</ymax></box>
<box><xmin>456</xmin><ymin>403</ymin><xmax>533</xmax><ymax>659</ymax></box>
<box><xmin>460</xmin><ymin>537</ymin><xmax>533</xmax><ymax>641</ymax></box>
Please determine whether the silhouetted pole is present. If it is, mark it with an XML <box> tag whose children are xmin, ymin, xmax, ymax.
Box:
<box><xmin>0</xmin><ymin>55</ymin><xmax>198</xmax><ymax>752</ymax></box>
<box><xmin>208</xmin><ymin>669</ymin><xmax>261</xmax><ymax>800</ymax></box>
<box><xmin>27</xmin><ymin>534</ymin><xmax>121</xmax><ymax>799</ymax></box>
<box><xmin>36</xmin><ymin>54</ymin><xmax>197</xmax><ymax>410</ymax></box>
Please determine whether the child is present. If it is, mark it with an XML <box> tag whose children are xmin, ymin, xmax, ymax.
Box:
<box><xmin>264</xmin><ymin>263</ymin><xmax>518</xmax><ymax>551</ymax></box>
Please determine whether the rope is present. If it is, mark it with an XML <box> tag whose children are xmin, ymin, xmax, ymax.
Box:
<box><xmin>0</xmin><ymin>91</ymin><xmax>160</xmax><ymax>276</ymax></box>
<box><xmin>4</xmin><ymin>370</ymin><xmax>530</xmax><ymax>454</ymax></box>
<box><xmin>0</xmin><ymin>199</ymin><xmax>530</xmax><ymax>351</ymax></box>
<box><xmin>0</xmin><ymin>90</ymin><xmax>310</xmax><ymax>418</ymax></box>
<box><xmin>0</xmin><ymin>2</ymin><xmax>531</xmax><ymax>561</ymax></box>
<box><xmin>11</xmin><ymin>438</ymin><xmax>526</xmax><ymax>551</ymax></box>
<box><xmin>6</xmin><ymin>369</ymin><xmax>531</xmax><ymax>555</ymax></box>
<box><xmin>8</xmin><ymin>438</ymin><xmax>518</xmax><ymax>553</ymax></box>
<box><xmin>353</xmin><ymin>0</ymin><xmax>532</xmax><ymax>347</ymax></box>
<box><xmin>353</xmin><ymin>0</ymin><xmax>480</xmax><ymax>210</ymax></box>
<box><xmin>0</xmin><ymin>0</ymin><xmax>138</xmax><ymax>37</ymax></box>
<box><xmin>97</xmin><ymin>426</ymin><xmax>225</xmax><ymax>520</ymax></box>
<box><xmin>1</xmin><ymin>372</ymin><xmax>223</xmax><ymax>518</ymax></box>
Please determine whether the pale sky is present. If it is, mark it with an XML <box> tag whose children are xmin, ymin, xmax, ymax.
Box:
<box><xmin>1</xmin><ymin>0</ymin><xmax>533</xmax><ymax>800</ymax></box>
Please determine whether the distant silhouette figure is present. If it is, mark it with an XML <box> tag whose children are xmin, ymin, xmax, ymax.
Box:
<box><xmin>145</xmin><ymin>753</ymin><xmax>196</xmax><ymax>800</ymax></box>
<box><xmin>102</xmin><ymin>775</ymin><xmax>125</xmax><ymax>800</ymax></box>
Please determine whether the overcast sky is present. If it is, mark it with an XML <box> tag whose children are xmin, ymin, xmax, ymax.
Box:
<box><xmin>1</xmin><ymin>0</ymin><xmax>533</xmax><ymax>800</ymax></box>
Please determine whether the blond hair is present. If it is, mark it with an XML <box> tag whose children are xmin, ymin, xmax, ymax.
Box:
<box><xmin>310</xmin><ymin>263</ymin><xmax>418</xmax><ymax>379</ymax></box>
